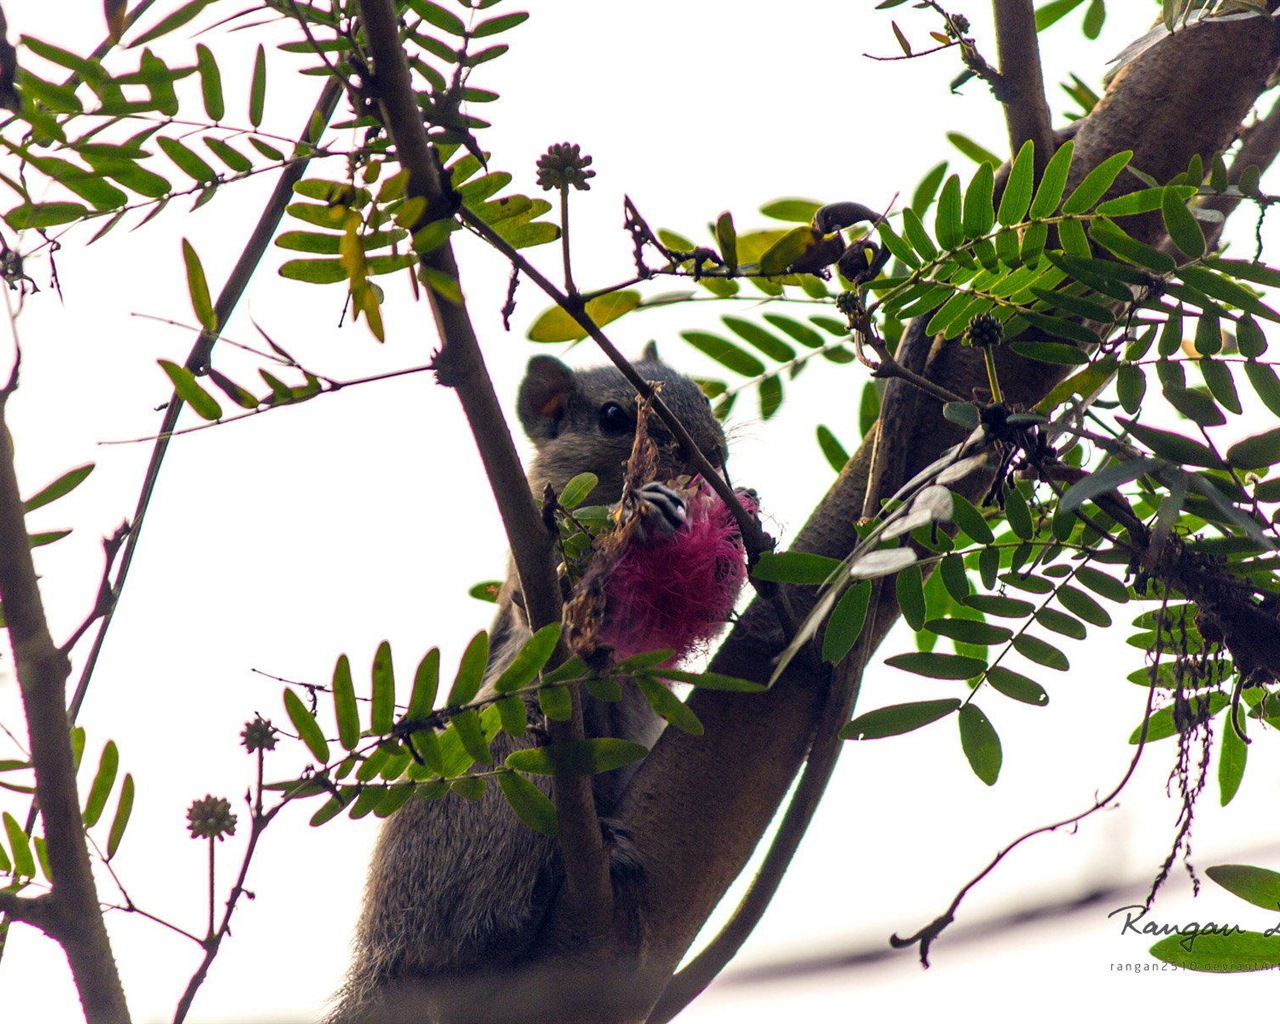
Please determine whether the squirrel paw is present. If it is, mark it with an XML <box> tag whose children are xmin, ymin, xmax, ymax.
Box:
<box><xmin>634</xmin><ymin>481</ymin><xmax>687</xmax><ymax>535</ymax></box>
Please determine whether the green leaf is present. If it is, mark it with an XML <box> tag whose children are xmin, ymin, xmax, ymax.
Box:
<box><xmin>996</xmin><ymin>140</ymin><xmax>1035</xmax><ymax>226</ymax></box>
<box><xmin>935</xmin><ymin>174</ymin><xmax>963</xmax><ymax>250</ymax></box>
<box><xmin>763</xmin><ymin>313</ymin><xmax>824</xmax><ymax>349</ymax></box>
<box><xmin>1029</xmin><ymin>140</ymin><xmax>1074</xmax><ymax>218</ymax></box>
<box><xmin>1243</xmin><ymin>361</ymin><xmax>1280</xmax><ymax>417</ymax></box>
<box><xmin>249</xmin><ymin>44</ymin><xmax>266</xmax><ymax>128</ymax></box>
<box><xmin>1130</xmin><ymin>692</ymin><xmax>1229</xmax><ymax>743</ymax></box>
<box><xmin>1004</xmin><ymin>486</ymin><xmax>1034</xmax><ymax>540</ymax></box>
<box><xmin>1061</xmin><ymin>150</ymin><xmax>1132</xmax><ymax>214</ymax></box>
<box><xmin>1009</xmin><ymin>341</ymin><xmax>1090</xmax><ymax>365</ymax></box>
<box><xmin>1150</xmin><ymin>930</ymin><xmax>1280</xmax><ymax>973</ymax></box>
<box><xmin>1057</xmin><ymin>585</ymin><xmax>1111</xmax><ymax>627</ymax></box>
<box><xmin>840</xmin><ymin>699</ymin><xmax>962</xmax><ymax>740</ymax></box>
<box><xmin>367</xmin><ymin>641</ymin><xmax>396</xmax><ymax>735</ymax></box>
<box><xmin>158</xmin><ymin>360</ymin><xmax>222</xmax><ymax>421</ymax></box>
<box><xmin>1180</xmin><ymin>265</ymin><xmax>1280</xmax><ymax>323</ymax></box>
<box><xmin>494</xmin><ymin>623</ymin><xmax>562</xmax><ymax>694</ymax></box>
<box><xmin>506</xmin><ymin>738</ymin><xmax>650</xmax><ymax>776</ymax></box>
<box><xmin>1219</xmin><ymin>721</ymin><xmax>1247</xmax><ymax>806</ymax></box>
<box><xmin>822</xmin><ymin>581</ymin><xmax>872</xmax><ymax>663</ymax></box>
<box><xmin>181</xmin><ymin>239</ymin><xmax>216</xmax><ymax>332</ymax></box>
<box><xmin>195</xmin><ymin>43</ymin><xmax>224</xmax><ymax>121</ymax></box>
<box><xmin>925</xmin><ymin>618</ymin><xmax>1012</xmax><ymax>645</ymax></box>
<box><xmin>680</xmin><ymin>330</ymin><xmax>766</xmax><ymax>377</ymax></box>
<box><xmin>1201</xmin><ymin>358</ymin><xmax>1241</xmax><ymax>414</ymax></box>
<box><xmin>722</xmin><ymin>316</ymin><xmax>795</xmax><ymax>362</ymax></box>
<box><xmin>82</xmin><ymin>741</ymin><xmax>119</xmax><ymax>828</ymax></box>
<box><xmin>473</xmin><ymin>11</ymin><xmax>531</xmax><ymax>36</ymax></box>
<box><xmin>759</xmin><ymin>197</ymin><xmax>821</xmax><ymax>222</ymax></box>
<box><xmin>713</xmin><ymin>211</ymin><xmax>738</xmax><ymax>269</ymax></box>
<box><xmin>22</xmin><ymin>464</ymin><xmax>93</xmax><ymax>513</ymax></box>
<box><xmin>963</xmin><ymin>594</ymin><xmax>1034</xmax><ymax>618</ymax></box>
<box><xmin>284</xmin><ymin>689</ymin><xmax>330</xmax><ymax>763</ymax></box>
<box><xmin>1059</xmin><ymin>457</ymin><xmax>1160</xmax><ymax>514</ymax></box>
<box><xmin>1236</xmin><ymin>315</ymin><xmax>1268</xmax><ymax>358</ymax></box>
<box><xmin>949</xmin><ymin>492</ymin><xmax>993</xmax><ymax>544</ymax></box>
<box><xmin>986</xmin><ymin>665</ymin><xmax>1048</xmax><ymax>706</ymax></box>
<box><xmin>527</xmin><ymin>291</ymin><xmax>642</xmax><ymax>342</ymax></box>
<box><xmin>106</xmin><ymin>773</ymin><xmax>134</xmax><ymax>860</ymax></box>
<box><xmin>558</xmin><ymin>472</ymin><xmax>598</xmax><ymax>509</ymax></box>
<box><xmin>896</xmin><ymin>562</ymin><xmax>926</xmax><ymax>630</ymax></box>
<box><xmin>1207</xmin><ymin>864</ymin><xmax>1280</xmax><ymax>911</ymax></box>
<box><xmin>1036</xmin><ymin>607</ymin><xmax>1086</xmax><ymax>639</ymax></box>
<box><xmin>816</xmin><ymin>425</ymin><xmax>849</xmax><ymax>473</ymax></box>
<box><xmin>406</xmin><ymin>0</ymin><xmax>466</xmax><ymax>34</ymax></box>
<box><xmin>636</xmin><ymin>676</ymin><xmax>703</xmax><ymax>734</ymax></box>
<box><xmin>204</xmin><ymin>137</ymin><xmax>252</xmax><ymax>174</ymax></box>
<box><xmin>157</xmin><ymin>137</ymin><xmax>217</xmax><ymax>183</ymax></box>
<box><xmin>128</xmin><ymin>0</ymin><xmax>217</xmax><ymax>46</ymax></box>
<box><xmin>1162</xmin><ymin>185</ymin><xmax>1205</xmax><ymax>258</ymax></box>
<box><xmin>447</xmin><ymin>632</ymin><xmax>490</xmax><ymax>706</ymax></box>
<box><xmin>1165</xmin><ymin>384</ymin><xmax>1225</xmax><ymax>427</ymax></box>
<box><xmin>332</xmin><ymin>655</ymin><xmax>359</xmax><ymax>750</ymax></box>
<box><xmin>885</xmin><ymin>651</ymin><xmax>986</xmax><ymax>680</ymax></box>
<box><xmin>1116</xmin><ymin>364</ymin><xmax>1146</xmax><ymax>413</ymax></box>
<box><xmin>910</xmin><ymin>161</ymin><xmax>948</xmax><ymax>215</ymax></box>
<box><xmin>958</xmin><ymin>704</ymin><xmax>1001</xmax><ymax>785</ymax></box>
<box><xmin>1226</xmin><ymin>426</ymin><xmax>1280</xmax><ymax>470</ymax></box>
<box><xmin>962</xmin><ymin>162</ymin><xmax>995</xmax><ymax>240</ymax></box>
<box><xmin>408</xmin><ymin>650</ymin><xmax>444</xmax><ymax>718</ymax></box>
<box><xmin>5</xmin><ymin>201</ymin><xmax>90</xmax><ymax>230</ymax></box>
<box><xmin>758</xmin><ymin>375</ymin><xmax>783</xmax><ymax>420</ymax></box>
<box><xmin>1074</xmin><ymin>566</ymin><xmax>1128</xmax><ymax>603</ymax></box>
<box><xmin>450</xmin><ymin>709</ymin><xmax>492</xmax><ymax>764</ymax></box>
<box><xmin>1012</xmin><ymin>634</ymin><xmax>1069</xmax><ymax>671</ymax></box>
<box><xmin>947</xmin><ymin>132</ymin><xmax>1000</xmax><ymax>167</ymax></box>
<box><xmin>649</xmin><ymin>669</ymin><xmax>765</xmax><ymax>692</ymax></box>
<box><xmin>752</xmin><ymin>551</ymin><xmax>842</xmax><ymax>585</ymax></box>
<box><xmin>3</xmin><ymin>812</ymin><xmax>35</xmax><ymax>878</ymax></box>
<box><xmin>1118</xmin><ymin>416</ymin><xmax>1225</xmax><ymax>468</ymax></box>
<box><xmin>496</xmin><ymin>772</ymin><xmax>557</xmax><ymax>835</ymax></box>
<box><xmin>1089</xmin><ymin>217</ymin><xmax>1175</xmax><ymax>273</ymax></box>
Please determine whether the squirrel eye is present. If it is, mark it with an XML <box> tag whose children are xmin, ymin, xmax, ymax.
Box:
<box><xmin>597</xmin><ymin>401</ymin><xmax>632</xmax><ymax>435</ymax></box>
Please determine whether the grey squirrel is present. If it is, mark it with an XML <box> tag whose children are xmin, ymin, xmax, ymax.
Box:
<box><xmin>331</xmin><ymin>345</ymin><xmax>734</xmax><ymax>1023</ymax></box>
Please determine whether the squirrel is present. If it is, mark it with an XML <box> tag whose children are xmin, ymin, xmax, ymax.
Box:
<box><xmin>331</xmin><ymin>344</ymin><xmax>748</xmax><ymax>1023</ymax></box>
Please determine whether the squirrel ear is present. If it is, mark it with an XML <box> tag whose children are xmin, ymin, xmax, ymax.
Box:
<box><xmin>518</xmin><ymin>356</ymin><xmax>575</xmax><ymax>440</ymax></box>
<box><xmin>641</xmin><ymin>340</ymin><xmax>660</xmax><ymax>363</ymax></box>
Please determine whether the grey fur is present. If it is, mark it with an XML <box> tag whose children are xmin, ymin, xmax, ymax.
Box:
<box><xmin>330</xmin><ymin>354</ymin><xmax>726</xmax><ymax>1023</ymax></box>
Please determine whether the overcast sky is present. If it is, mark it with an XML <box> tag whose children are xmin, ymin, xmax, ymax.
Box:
<box><xmin>3</xmin><ymin>2</ymin><xmax>1280</xmax><ymax>1022</ymax></box>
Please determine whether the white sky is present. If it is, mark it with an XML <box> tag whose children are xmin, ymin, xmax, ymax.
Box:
<box><xmin>2</xmin><ymin>2</ymin><xmax>1280</xmax><ymax>1022</ymax></box>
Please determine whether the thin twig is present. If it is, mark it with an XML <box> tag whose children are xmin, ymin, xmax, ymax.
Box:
<box><xmin>356</xmin><ymin>0</ymin><xmax>611</xmax><ymax>937</ymax></box>
<box><xmin>66</xmin><ymin>77</ymin><xmax>346</xmax><ymax>724</ymax></box>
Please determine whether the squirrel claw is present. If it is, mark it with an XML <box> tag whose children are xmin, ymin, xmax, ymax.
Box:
<box><xmin>634</xmin><ymin>481</ymin><xmax>687</xmax><ymax>535</ymax></box>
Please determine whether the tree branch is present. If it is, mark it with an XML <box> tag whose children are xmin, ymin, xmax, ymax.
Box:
<box><xmin>66</xmin><ymin>77</ymin><xmax>346</xmax><ymax>722</ymax></box>
<box><xmin>354</xmin><ymin>0</ymin><xmax>614</xmax><ymax>946</ymax></box>
<box><xmin>992</xmin><ymin>0</ymin><xmax>1054</xmax><ymax>174</ymax></box>
<box><xmin>0</xmin><ymin>389</ymin><xmax>130</xmax><ymax>1023</ymax></box>
<box><xmin>602</xmin><ymin>14</ymin><xmax>1280</xmax><ymax>1018</ymax></box>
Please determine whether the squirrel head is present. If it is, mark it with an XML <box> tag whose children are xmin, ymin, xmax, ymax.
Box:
<box><xmin>518</xmin><ymin>343</ymin><xmax>726</xmax><ymax>503</ymax></box>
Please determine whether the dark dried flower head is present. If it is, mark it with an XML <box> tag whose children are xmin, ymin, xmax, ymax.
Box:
<box><xmin>241</xmin><ymin>717</ymin><xmax>278</xmax><ymax>753</ymax></box>
<box><xmin>536</xmin><ymin>143</ymin><xmax>596</xmax><ymax>191</ymax></box>
<box><xmin>948</xmin><ymin>14</ymin><xmax>971</xmax><ymax>37</ymax></box>
<box><xmin>187</xmin><ymin>795</ymin><xmax>237</xmax><ymax>841</ymax></box>
<box><xmin>964</xmin><ymin>311</ymin><xmax>1004</xmax><ymax>348</ymax></box>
